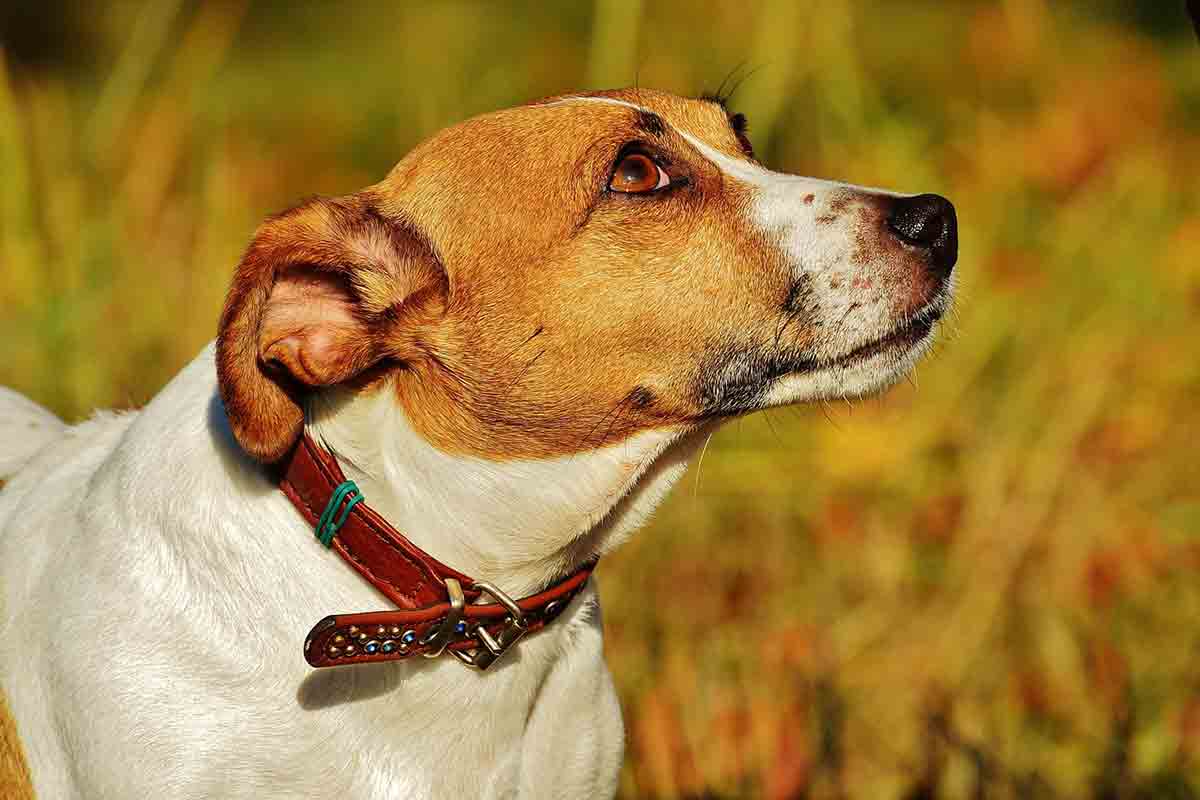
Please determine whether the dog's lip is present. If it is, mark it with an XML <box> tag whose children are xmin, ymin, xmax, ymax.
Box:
<box><xmin>805</xmin><ymin>302</ymin><xmax>945</xmax><ymax>373</ymax></box>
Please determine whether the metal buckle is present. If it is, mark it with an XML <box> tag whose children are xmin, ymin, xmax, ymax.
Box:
<box><xmin>451</xmin><ymin>580</ymin><xmax>528</xmax><ymax>671</ymax></box>
<box><xmin>420</xmin><ymin>578</ymin><xmax>465</xmax><ymax>659</ymax></box>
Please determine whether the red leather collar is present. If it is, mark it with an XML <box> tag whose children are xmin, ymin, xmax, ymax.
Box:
<box><xmin>280</xmin><ymin>434</ymin><xmax>594</xmax><ymax>670</ymax></box>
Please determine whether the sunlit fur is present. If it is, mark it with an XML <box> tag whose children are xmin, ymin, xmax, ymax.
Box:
<box><xmin>0</xmin><ymin>89</ymin><xmax>951</xmax><ymax>799</ymax></box>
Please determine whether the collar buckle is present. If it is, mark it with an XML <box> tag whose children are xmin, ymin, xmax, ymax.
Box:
<box><xmin>419</xmin><ymin>577</ymin><xmax>466</xmax><ymax>659</ymax></box>
<box><xmin>451</xmin><ymin>581</ymin><xmax>528</xmax><ymax>671</ymax></box>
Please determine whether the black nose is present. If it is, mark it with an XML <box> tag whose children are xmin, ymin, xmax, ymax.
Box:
<box><xmin>886</xmin><ymin>193</ymin><xmax>958</xmax><ymax>277</ymax></box>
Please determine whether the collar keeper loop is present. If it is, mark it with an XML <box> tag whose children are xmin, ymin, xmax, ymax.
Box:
<box><xmin>314</xmin><ymin>480</ymin><xmax>363</xmax><ymax>547</ymax></box>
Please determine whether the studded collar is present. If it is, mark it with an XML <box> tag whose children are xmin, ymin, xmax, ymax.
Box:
<box><xmin>279</xmin><ymin>434</ymin><xmax>594</xmax><ymax>670</ymax></box>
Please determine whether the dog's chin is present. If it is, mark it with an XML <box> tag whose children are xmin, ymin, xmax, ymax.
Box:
<box><xmin>760</xmin><ymin>295</ymin><xmax>949</xmax><ymax>409</ymax></box>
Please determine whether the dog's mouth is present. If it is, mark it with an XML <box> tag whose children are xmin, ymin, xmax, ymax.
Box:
<box><xmin>799</xmin><ymin>300</ymin><xmax>946</xmax><ymax>375</ymax></box>
<box><xmin>832</xmin><ymin>306</ymin><xmax>942</xmax><ymax>366</ymax></box>
<box><xmin>695</xmin><ymin>294</ymin><xmax>950</xmax><ymax>417</ymax></box>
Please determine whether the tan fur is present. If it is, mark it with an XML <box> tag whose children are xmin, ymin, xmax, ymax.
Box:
<box><xmin>0</xmin><ymin>688</ymin><xmax>35</xmax><ymax>800</ymax></box>
<box><xmin>374</xmin><ymin>90</ymin><xmax>789</xmax><ymax>460</ymax></box>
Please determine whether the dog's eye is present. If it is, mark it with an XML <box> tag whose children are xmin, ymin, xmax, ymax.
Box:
<box><xmin>609</xmin><ymin>153</ymin><xmax>670</xmax><ymax>193</ymax></box>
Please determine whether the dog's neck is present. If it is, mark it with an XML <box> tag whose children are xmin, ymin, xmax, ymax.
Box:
<box><xmin>304</xmin><ymin>386</ymin><xmax>711</xmax><ymax>597</ymax></box>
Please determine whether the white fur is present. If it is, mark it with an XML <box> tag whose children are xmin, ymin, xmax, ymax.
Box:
<box><xmin>0</xmin><ymin>386</ymin><xmax>66</xmax><ymax>479</ymax></box>
<box><xmin>0</xmin><ymin>346</ymin><xmax>700</xmax><ymax>799</ymax></box>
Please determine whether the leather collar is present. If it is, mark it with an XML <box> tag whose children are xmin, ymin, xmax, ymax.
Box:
<box><xmin>280</xmin><ymin>434</ymin><xmax>594</xmax><ymax>670</ymax></box>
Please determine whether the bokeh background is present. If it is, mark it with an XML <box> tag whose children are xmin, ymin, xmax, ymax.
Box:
<box><xmin>2</xmin><ymin>1</ymin><xmax>1199</xmax><ymax>797</ymax></box>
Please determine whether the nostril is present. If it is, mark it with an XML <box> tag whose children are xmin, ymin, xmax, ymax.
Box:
<box><xmin>887</xmin><ymin>194</ymin><xmax>951</xmax><ymax>247</ymax></box>
<box><xmin>887</xmin><ymin>193</ymin><xmax>958</xmax><ymax>275</ymax></box>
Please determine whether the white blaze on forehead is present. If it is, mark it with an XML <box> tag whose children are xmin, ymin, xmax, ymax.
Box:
<box><xmin>545</xmin><ymin>94</ymin><xmax>905</xmax><ymax>191</ymax></box>
<box><xmin>672</xmin><ymin>129</ymin><xmax>865</xmax><ymax>240</ymax></box>
<box><xmin>542</xmin><ymin>95</ymin><xmax>885</xmax><ymax>224</ymax></box>
<box><xmin>542</xmin><ymin>95</ymin><xmax>656</xmax><ymax>113</ymax></box>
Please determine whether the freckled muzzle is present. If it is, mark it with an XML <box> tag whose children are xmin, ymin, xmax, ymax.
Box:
<box><xmin>885</xmin><ymin>193</ymin><xmax>958</xmax><ymax>278</ymax></box>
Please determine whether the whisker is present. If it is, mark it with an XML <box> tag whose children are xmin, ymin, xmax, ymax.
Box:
<box><xmin>692</xmin><ymin>430</ymin><xmax>716</xmax><ymax>500</ymax></box>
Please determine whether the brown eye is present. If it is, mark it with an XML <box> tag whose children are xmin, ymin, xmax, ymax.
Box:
<box><xmin>609</xmin><ymin>153</ymin><xmax>670</xmax><ymax>193</ymax></box>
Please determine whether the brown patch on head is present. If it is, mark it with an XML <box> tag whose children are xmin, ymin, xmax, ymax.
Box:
<box><xmin>361</xmin><ymin>88</ymin><xmax>788</xmax><ymax>459</ymax></box>
<box><xmin>216</xmin><ymin>194</ymin><xmax>445</xmax><ymax>462</ymax></box>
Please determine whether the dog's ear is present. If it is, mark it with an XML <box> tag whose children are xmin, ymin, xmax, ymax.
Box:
<box><xmin>216</xmin><ymin>194</ymin><xmax>445</xmax><ymax>462</ymax></box>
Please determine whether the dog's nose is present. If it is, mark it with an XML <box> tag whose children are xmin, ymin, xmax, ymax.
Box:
<box><xmin>886</xmin><ymin>193</ymin><xmax>958</xmax><ymax>277</ymax></box>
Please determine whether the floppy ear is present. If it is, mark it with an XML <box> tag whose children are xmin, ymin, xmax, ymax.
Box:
<box><xmin>216</xmin><ymin>194</ymin><xmax>445</xmax><ymax>462</ymax></box>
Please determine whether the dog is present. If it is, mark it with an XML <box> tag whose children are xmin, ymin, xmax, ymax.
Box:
<box><xmin>0</xmin><ymin>88</ymin><xmax>956</xmax><ymax>798</ymax></box>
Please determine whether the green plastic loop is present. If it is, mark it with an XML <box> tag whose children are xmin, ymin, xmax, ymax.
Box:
<box><xmin>315</xmin><ymin>481</ymin><xmax>363</xmax><ymax>548</ymax></box>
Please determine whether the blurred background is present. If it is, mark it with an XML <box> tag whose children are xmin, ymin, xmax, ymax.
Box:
<box><xmin>1</xmin><ymin>1</ymin><xmax>1198</xmax><ymax>797</ymax></box>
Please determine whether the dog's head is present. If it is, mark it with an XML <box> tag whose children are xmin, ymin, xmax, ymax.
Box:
<box><xmin>217</xmin><ymin>89</ymin><xmax>956</xmax><ymax>464</ymax></box>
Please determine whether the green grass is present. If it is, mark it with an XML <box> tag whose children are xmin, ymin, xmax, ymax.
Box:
<box><xmin>2</xmin><ymin>2</ymin><xmax>1199</xmax><ymax>797</ymax></box>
